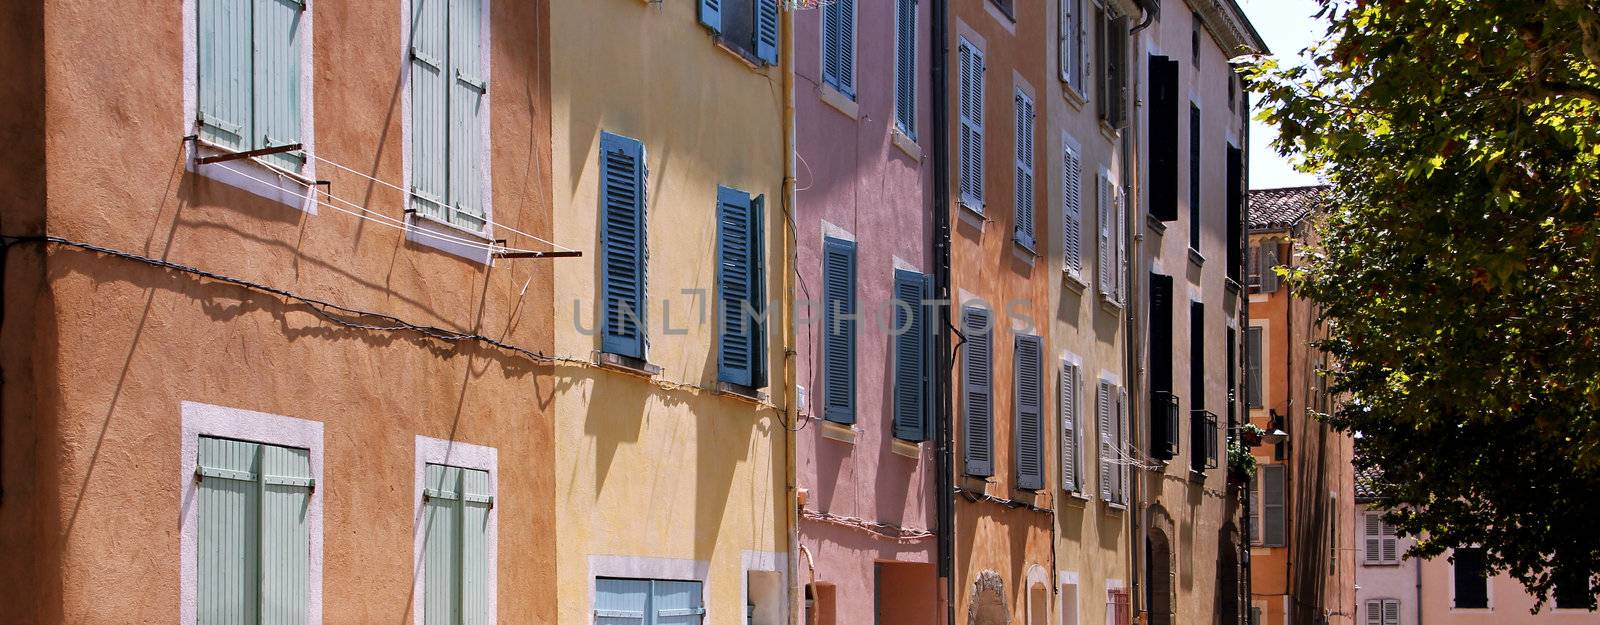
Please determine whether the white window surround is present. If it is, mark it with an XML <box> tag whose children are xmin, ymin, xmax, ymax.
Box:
<box><xmin>413</xmin><ymin>435</ymin><xmax>500</xmax><ymax>625</ymax></box>
<box><xmin>179</xmin><ymin>401</ymin><xmax>325</xmax><ymax>625</ymax></box>
<box><xmin>400</xmin><ymin>0</ymin><xmax>495</xmax><ymax>263</ymax></box>
<box><xmin>181</xmin><ymin>0</ymin><xmax>318</xmax><ymax>213</ymax></box>
<box><xmin>588</xmin><ymin>555</ymin><xmax>712</xmax><ymax>625</ymax></box>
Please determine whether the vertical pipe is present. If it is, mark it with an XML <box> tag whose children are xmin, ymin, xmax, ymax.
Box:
<box><xmin>781</xmin><ymin>3</ymin><xmax>800</xmax><ymax>623</ymax></box>
<box><xmin>929</xmin><ymin>0</ymin><xmax>955</xmax><ymax>623</ymax></box>
<box><xmin>1239</xmin><ymin>49</ymin><xmax>1255</xmax><ymax>625</ymax></box>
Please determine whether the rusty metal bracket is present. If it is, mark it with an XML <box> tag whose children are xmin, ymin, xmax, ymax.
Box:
<box><xmin>196</xmin><ymin>143</ymin><xmax>304</xmax><ymax>165</ymax></box>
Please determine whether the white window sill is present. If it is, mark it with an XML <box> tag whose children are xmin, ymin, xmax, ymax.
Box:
<box><xmin>1062</xmin><ymin>82</ymin><xmax>1088</xmax><ymax>109</ymax></box>
<box><xmin>819</xmin><ymin>83</ymin><xmax>859</xmax><ymax>120</ymax></box>
<box><xmin>1062</xmin><ymin>270</ymin><xmax>1089</xmax><ymax>294</ymax></box>
<box><xmin>596</xmin><ymin>352</ymin><xmax>662</xmax><ymax>378</ymax></box>
<box><xmin>1099</xmin><ymin>121</ymin><xmax>1122</xmax><ymax>144</ymax></box>
<box><xmin>406</xmin><ymin>211</ymin><xmax>494</xmax><ymax>264</ymax></box>
<box><xmin>1188</xmin><ymin>247</ymin><xmax>1206</xmax><ymax>267</ymax></box>
<box><xmin>1098</xmin><ymin>294</ymin><xmax>1125</xmax><ymax>314</ymax></box>
<box><xmin>189</xmin><ymin>140</ymin><xmax>317</xmax><ymax>214</ymax></box>
<box><xmin>821</xmin><ymin>420</ymin><xmax>857</xmax><ymax>444</ymax></box>
<box><xmin>891</xmin><ymin>128</ymin><xmax>923</xmax><ymax>161</ymax></box>
<box><xmin>1062</xmin><ymin>490</ymin><xmax>1092</xmax><ymax>505</ymax></box>
<box><xmin>890</xmin><ymin>439</ymin><xmax>922</xmax><ymax>460</ymax></box>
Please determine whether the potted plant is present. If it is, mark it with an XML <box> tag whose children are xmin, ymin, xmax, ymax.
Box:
<box><xmin>1239</xmin><ymin>423</ymin><xmax>1265</xmax><ymax>447</ymax></box>
<box><xmin>1228</xmin><ymin>441</ymin><xmax>1258</xmax><ymax>484</ymax></box>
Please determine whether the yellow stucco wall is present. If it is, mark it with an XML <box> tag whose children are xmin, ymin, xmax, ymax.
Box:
<box><xmin>549</xmin><ymin>1</ymin><xmax>789</xmax><ymax>624</ymax></box>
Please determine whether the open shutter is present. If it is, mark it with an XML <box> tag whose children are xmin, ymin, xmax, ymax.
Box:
<box><xmin>893</xmin><ymin>270</ymin><xmax>929</xmax><ymax>441</ymax></box>
<box><xmin>1117</xmin><ymin>387</ymin><xmax>1128</xmax><ymax>502</ymax></box>
<box><xmin>1014</xmin><ymin>92</ymin><xmax>1037</xmax><ymax>250</ymax></box>
<box><xmin>410</xmin><ymin>0</ymin><xmax>450</xmax><ymax>220</ymax></box>
<box><xmin>1189</xmin><ymin>104</ymin><xmax>1203</xmax><ymax>249</ymax></box>
<box><xmin>653</xmin><ymin>580</ymin><xmax>706</xmax><ymax>625</ymax></box>
<box><xmin>698</xmin><ymin>0</ymin><xmax>721</xmax><ymax>33</ymax></box>
<box><xmin>1263</xmin><ymin>464</ymin><xmax>1286</xmax><ymax>546</ymax></box>
<box><xmin>958</xmin><ymin>39</ymin><xmax>985</xmax><ymax>209</ymax></box>
<box><xmin>894</xmin><ymin>0</ymin><xmax>915</xmax><ymax>135</ymax></box>
<box><xmin>1060</xmin><ymin>362</ymin><xmax>1078</xmax><ymax>492</ymax></box>
<box><xmin>599</xmin><ymin>132</ymin><xmax>649</xmax><ymax>359</ymax></box>
<box><xmin>258</xmin><ymin>443</ymin><xmax>312</xmax><ymax>625</ymax></box>
<box><xmin>1147</xmin><ymin>55</ymin><xmax>1179</xmax><ymax>221</ymax></box>
<box><xmin>756</xmin><ymin>0</ymin><xmax>780</xmax><ymax>65</ymax></box>
<box><xmin>1062</xmin><ymin>137</ymin><xmax>1083</xmax><ymax>274</ymax></box>
<box><xmin>198</xmin><ymin>0</ymin><xmax>253</xmax><ymax>149</ymax></box>
<box><xmin>717</xmin><ymin>187</ymin><xmax>756</xmax><ymax>387</ymax></box>
<box><xmin>1097</xmin><ymin>381</ymin><xmax>1112</xmax><ymax>500</ymax></box>
<box><xmin>1260</xmin><ymin>243</ymin><xmax>1281</xmax><ymax>293</ymax></box>
<box><xmin>1246</xmin><ymin>327</ymin><xmax>1263</xmax><ymax>407</ymax></box>
<box><xmin>1364</xmin><ymin>515</ymin><xmax>1382</xmax><ymax>564</ymax></box>
<box><xmin>459</xmin><ymin>468</ymin><xmax>492</xmax><ymax>625</ymax></box>
<box><xmin>1015</xmin><ymin>334</ymin><xmax>1044</xmax><ymax>490</ymax></box>
<box><xmin>1097</xmin><ymin>173</ymin><xmax>1112</xmax><ymax>296</ymax></box>
<box><xmin>822</xmin><ymin>237</ymin><xmax>857</xmax><ymax>424</ymax></box>
<box><xmin>254</xmin><ymin>0</ymin><xmax>306</xmax><ymax>171</ymax></box>
<box><xmin>198</xmin><ymin>437</ymin><xmax>263</xmax><ymax>624</ymax></box>
<box><xmin>447</xmin><ymin>0</ymin><xmax>487</xmax><ymax>231</ymax></box>
<box><xmin>750</xmin><ymin>195</ymin><xmax>769</xmax><ymax>387</ymax></box>
<box><xmin>595</xmin><ymin>578</ymin><xmax>649</xmax><ymax>625</ymax></box>
<box><xmin>1115</xmin><ymin>187</ymin><xmax>1128</xmax><ymax>303</ymax></box>
<box><xmin>962</xmin><ymin>306</ymin><xmax>994</xmax><ymax>476</ymax></box>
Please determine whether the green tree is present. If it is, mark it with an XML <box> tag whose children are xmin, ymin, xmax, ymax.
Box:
<box><xmin>1249</xmin><ymin>0</ymin><xmax>1600</xmax><ymax>610</ymax></box>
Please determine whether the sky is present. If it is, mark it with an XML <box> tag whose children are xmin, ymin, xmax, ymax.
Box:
<box><xmin>1235</xmin><ymin>0</ymin><xmax>1328</xmax><ymax>190</ymax></box>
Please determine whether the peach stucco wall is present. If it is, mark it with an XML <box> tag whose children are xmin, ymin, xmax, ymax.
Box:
<box><xmin>0</xmin><ymin>0</ymin><xmax>556</xmax><ymax>622</ymax></box>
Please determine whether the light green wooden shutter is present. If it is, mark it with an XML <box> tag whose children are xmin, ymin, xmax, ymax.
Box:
<box><xmin>424</xmin><ymin>463</ymin><xmax>492</xmax><ymax>625</ymax></box>
<box><xmin>460</xmin><ymin>467</ymin><xmax>492</xmax><ymax>625</ymax></box>
<box><xmin>652</xmin><ymin>580</ymin><xmax>706</xmax><ymax>625</ymax></box>
<box><xmin>595</xmin><ymin>579</ymin><xmax>649</xmax><ymax>624</ymax></box>
<box><xmin>411</xmin><ymin>0</ymin><xmax>451</xmax><ymax>221</ymax></box>
<box><xmin>198</xmin><ymin>0</ymin><xmax>254</xmax><ymax>149</ymax></box>
<box><xmin>259</xmin><ymin>443</ymin><xmax>312</xmax><ymax>625</ymax></box>
<box><xmin>447</xmin><ymin>0</ymin><xmax>487</xmax><ymax>230</ymax></box>
<box><xmin>199</xmin><ymin>437</ymin><xmax>262</xmax><ymax>625</ymax></box>
<box><xmin>253</xmin><ymin>0</ymin><xmax>305</xmax><ymax>171</ymax></box>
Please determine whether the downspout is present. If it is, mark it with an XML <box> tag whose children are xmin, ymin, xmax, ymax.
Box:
<box><xmin>781</xmin><ymin>8</ymin><xmax>800</xmax><ymax>625</ymax></box>
<box><xmin>930</xmin><ymin>0</ymin><xmax>955</xmax><ymax>623</ymax></box>
<box><xmin>1238</xmin><ymin>56</ymin><xmax>1255</xmax><ymax>625</ymax></box>
<box><xmin>1414</xmin><ymin>556</ymin><xmax>1422</xmax><ymax>625</ymax></box>
<box><xmin>1126</xmin><ymin>8</ymin><xmax>1154</xmax><ymax>625</ymax></box>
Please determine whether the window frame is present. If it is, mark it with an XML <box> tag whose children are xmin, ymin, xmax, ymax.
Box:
<box><xmin>1449</xmin><ymin>547</ymin><xmax>1492</xmax><ymax>611</ymax></box>
<box><xmin>1059</xmin><ymin>0</ymin><xmax>1086</xmax><ymax>96</ymax></box>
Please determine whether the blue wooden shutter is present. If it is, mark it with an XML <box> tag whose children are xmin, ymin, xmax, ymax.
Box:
<box><xmin>750</xmin><ymin>195</ymin><xmax>769</xmax><ymax>387</ymax></box>
<box><xmin>1015</xmin><ymin>334</ymin><xmax>1044</xmax><ymax>490</ymax></box>
<box><xmin>894</xmin><ymin>0</ymin><xmax>916</xmax><ymax>136</ymax></box>
<box><xmin>962</xmin><ymin>306</ymin><xmax>993</xmax><ymax>476</ymax></box>
<box><xmin>198</xmin><ymin>0</ymin><xmax>253</xmax><ymax>150</ymax></box>
<box><xmin>253</xmin><ymin>0</ymin><xmax>305</xmax><ymax>171</ymax></box>
<box><xmin>755</xmin><ymin>0</ymin><xmax>780</xmax><ymax>65</ymax></box>
<box><xmin>821</xmin><ymin>1</ymin><xmax>856</xmax><ymax>96</ymax></box>
<box><xmin>258</xmin><ymin>443</ymin><xmax>312</xmax><ymax>625</ymax></box>
<box><xmin>410</xmin><ymin>0</ymin><xmax>451</xmax><ymax>221</ymax></box>
<box><xmin>198</xmin><ymin>437</ymin><xmax>263</xmax><ymax>625</ymax></box>
<box><xmin>599</xmin><ymin>131</ymin><xmax>649</xmax><ymax>359</ymax></box>
<box><xmin>958</xmin><ymin>39</ymin><xmax>985</xmax><ymax>209</ymax></box>
<box><xmin>448</xmin><ymin>0</ymin><xmax>488</xmax><ymax>231</ymax></box>
<box><xmin>595</xmin><ymin>578</ymin><xmax>650</xmax><ymax>625</ymax></box>
<box><xmin>698</xmin><ymin>0</ymin><xmax>721</xmax><ymax>33</ymax></box>
<box><xmin>717</xmin><ymin>186</ymin><xmax>756</xmax><ymax>387</ymax></box>
<box><xmin>822</xmin><ymin>237</ymin><xmax>857</xmax><ymax>424</ymax></box>
<box><xmin>892</xmin><ymin>269</ymin><xmax>928</xmax><ymax>441</ymax></box>
<box><xmin>652</xmin><ymin>580</ymin><xmax>706</xmax><ymax>625</ymax></box>
<box><xmin>821</xmin><ymin>1</ymin><xmax>841</xmax><ymax>89</ymax></box>
<box><xmin>1014</xmin><ymin>91</ymin><xmax>1036</xmax><ymax>250</ymax></box>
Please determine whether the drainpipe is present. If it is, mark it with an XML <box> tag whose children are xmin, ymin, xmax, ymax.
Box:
<box><xmin>1414</xmin><ymin>557</ymin><xmax>1422</xmax><ymax>625</ymax></box>
<box><xmin>929</xmin><ymin>0</ymin><xmax>955</xmax><ymax>623</ymax></box>
<box><xmin>781</xmin><ymin>7</ymin><xmax>800</xmax><ymax>625</ymax></box>
<box><xmin>1238</xmin><ymin>55</ymin><xmax>1255</xmax><ymax>625</ymax></box>
<box><xmin>1126</xmin><ymin>8</ymin><xmax>1153</xmax><ymax>625</ymax></box>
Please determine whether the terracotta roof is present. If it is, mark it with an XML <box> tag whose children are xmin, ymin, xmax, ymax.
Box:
<box><xmin>1248</xmin><ymin>185</ymin><xmax>1328</xmax><ymax>231</ymax></box>
<box><xmin>1355</xmin><ymin>463</ymin><xmax>1386</xmax><ymax>503</ymax></box>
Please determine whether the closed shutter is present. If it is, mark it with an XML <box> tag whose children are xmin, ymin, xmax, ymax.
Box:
<box><xmin>1015</xmin><ymin>334</ymin><xmax>1045</xmax><ymax>490</ymax></box>
<box><xmin>197</xmin><ymin>437</ymin><xmax>313</xmax><ymax>625</ymax></box>
<box><xmin>755</xmin><ymin>0</ymin><xmax>780</xmax><ymax>65</ymax></box>
<box><xmin>1260</xmin><ymin>243</ymin><xmax>1281</xmax><ymax>293</ymax></box>
<box><xmin>595</xmin><ymin>578</ymin><xmax>650</xmax><ymax>625</ymax></box>
<box><xmin>1097</xmin><ymin>173</ymin><xmax>1112</xmax><ymax>296</ymax></box>
<box><xmin>1116</xmin><ymin>387</ymin><xmax>1128</xmax><ymax>502</ymax></box>
<box><xmin>1262</xmin><ymin>464</ymin><xmax>1286</xmax><ymax>546</ymax></box>
<box><xmin>410</xmin><ymin>0</ymin><xmax>450</xmax><ymax>221</ymax></box>
<box><xmin>253</xmin><ymin>0</ymin><xmax>306</xmax><ymax>171</ymax></box>
<box><xmin>198</xmin><ymin>0</ymin><xmax>254</xmax><ymax>150</ymax></box>
<box><xmin>652</xmin><ymin>580</ymin><xmax>707</xmax><ymax>625</ymax></box>
<box><xmin>599</xmin><ymin>131</ymin><xmax>649</xmax><ymax>359</ymax></box>
<box><xmin>1014</xmin><ymin>91</ymin><xmax>1037</xmax><ymax>250</ymax></box>
<box><xmin>1382</xmin><ymin>600</ymin><xmax>1400</xmax><ymax>625</ymax></box>
<box><xmin>1363</xmin><ymin>514</ymin><xmax>1382</xmax><ymax>564</ymax></box>
<box><xmin>1060</xmin><ymin>362</ymin><xmax>1079</xmax><ymax>492</ymax></box>
<box><xmin>822</xmin><ymin>237</ymin><xmax>857</xmax><ymax>424</ymax></box>
<box><xmin>894</xmin><ymin>0</ymin><xmax>916</xmax><ymax>136</ymax></box>
<box><xmin>1062</xmin><ymin>138</ymin><xmax>1083</xmax><ymax>274</ymax></box>
<box><xmin>423</xmin><ymin>464</ymin><xmax>493</xmax><ymax>625</ymax></box>
<box><xmin>962</xmin><ymin>306</ymin><xmax>994</xmax><ymax>477</ymax></box>
<box><xmin>821</xmin><ymin>0</ymin><xmax>855</xmax><ymax>97</ymax></box>
<box><xmin>459</xmin><ymin>467</ymin><xmax>492</xmax><ymax>625</ymax></box>
<box><xmin>893</xmin><ymin>269</ymin><xmax>929</xmax><ymax>442</ymax></box>
<box><xmin>1246</xmin><ymin>327</ymin><xmax>1263</xmax><ymax>407</ymax></box>
<box><xmin>1059</xmin><ymin>0</ymin><xmax>1078</xmax><ymax>88</ymax></box>
<box><xmin>958</xmin><ymin>39</ymin><xmax>985</xmax><ymax>209</ymax></box>
<box><xmin>1380</xmin><ymin>518</ymin><xmax>1398</xmax><ymax>563</ymax></box>
<box><xmin>1453</xmin><ymin>548</ymin><xmax>1489</xmax><ymax>608</ymax></box>
<box><xmin>717</xmin><ymin>186</ymin><xmax>756</xmax><ymax>387</ymax></box>
<box><xmin>1097</xmin><ymin>381</ymin><xmax>1112</xmax><ymax>501</ymax></box>
<box><xmin>1364</xmin><ymin>600</ymin><xmax>1381</xmax><ymax>625</ymax></box>
<box><xmin>258</xmin><ymin>442</ymin><xmax>313</xmax><ymax>625</ymax></box>
<box><xmin>698</xmin><ymin>0</ymin><xmax>721</xmax><ymax>33</ymax></box>
<box><xmin>448</xmin><ymin>0</ymin><xmax>487</xmax><ymax>230</ymax></box>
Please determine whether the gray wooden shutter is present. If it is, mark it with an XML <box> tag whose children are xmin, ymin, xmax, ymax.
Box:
<box><xmin>1014</xmin><ymin>91</ymin><xmax>1037</xmax><ymax>250</ymax></box>
<box><xmin>1062</xmin><ymin>139</ymin><xmax>1083</xmax><ymax>274</ymax></box>
<box><xmin>652</xmin><ymin>580</ymin><xmax>706</xmax><ymax>624</ymax></box>
<box><xmin>1380</xmin><ymin>518</ymin><xmax>1398</xmax><ymax>563</ymax></box>
<box><xmin>958</xmin><ymin>39</ymin><xmax>985</xmax><ymax>209</ymax></box>
<box><xmin>1097</xmin><ymin>381</ymin><xmax>1112</xmax><ymax>500</ymax></box>
<box><xmin>1246</xmin><ymin>327</ymin><xmax>1263</xmax><ymax>407</ymax></box>
<box><xmin>1014</xmin><ymin>334</ymin><xmax>1045</xmax><ymax>490</ymax></box>
<box><xmin>717</xmin><ymin>186</ymin><xmax>756</xmax><ymax>387</ymax></box>
<box><xmin>1060</xmin><ymin>362</ymin><xmax>1078</xmax><ymax>492</ymax></box>
<box><xmin>894</xmin><ymin>0</ymin><xmax>916</xmax><ymax>136</ymax></box>
<box><xmin>893</xmin><ymin>269</ymin><xmax>929</xmax><ymax>441</ymax></box>
<box><xmin>599</xmin><ymin>131</ymin><xmax>649</xmax><ymax>359</ymax></box>
<box><xmin>258</xmin><ymin>442</ymin><xmax>313</xmax><ymax>624</ymax></box>
<box><xmin>1263</xmin><ymin>464</ymin><xmax>1286</xmax><ymax>546</ymax></box>
<box><xmin>595</xmin><ymin>578</ymin><xmax>650</xmax><ymax>624</ymax></box>
<box><xmin>1260</xmin><ymin>242</ymin><xmax>1281</xmax><ymax>293</ymax></box>
<box><xmin>962</xmin><ymin>306</ymin><xmax>994</xmax><ymax>476</ymax></box>
<box><xmin>446</xmin><ymin>0</ymin><xmax>488</xmax><ymax>230</ymax></box>
<box><xmin>755</xmin><ymin>0</ymin><xmax>780</xmax><ymax>65</ymax></box>
<box><xmin>822</xmin><ymin>237</ymin><xmax>857</xmax><ymax>424</ymax></box>
<box><xmin>1365</xmin><ymin>600</ymin><xmax>1382</xmax><ymax>625</ymax></box>
<box><xmin>1097</xmin><ymin>173</ymin><xmax>1112</xmax><ymax>296</ymax></box>
<box><xmin>1382</xmin><ymin>600</ymin><xmax>1400</xmax><ymax>625</ymax></box>
<box><xmin>1364</xmin><ymin>514</ymin><xmax>1382</xmax><ymax>564</ymax></box>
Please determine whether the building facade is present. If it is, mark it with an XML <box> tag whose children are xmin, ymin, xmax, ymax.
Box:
<box><xmin>1</xmin><ymin>0</ymin><xmax>558</xmax><ymax>622</ymax></box>
<box><xmin>547</xmin><ymin>1</ymin><xmax>791</xmax><ymax>624</ymax></box>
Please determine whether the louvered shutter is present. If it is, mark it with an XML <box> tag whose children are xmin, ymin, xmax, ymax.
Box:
<box><xmin>1263</xmin><ymin>464</ymin><xmax>1286</xmax><ymax>546</ymax></box>
<box><xmin>1097</xmin><ymin>173</ymin><xmax>1112</xmax><ymax>296</ymax></box>
<box><xmin>198</xmin><ymin>437</ymin><xmax>264</xmax><ymax>624</ymax></box>
<box><xmin>1364</xmin><ymin>515</ymin><xmax>1382</xmax><ymax>564</ymax></box>
<box><xmin>1115</xmin><ymin>187</ymin><xmax>1127</xmax><ymax>303</ymax></box>
<box><xmin>894</xmin><ymin>0</ymin><xmax>916</xmax><ymax>135</ymax></box>
<box><xmin>755</xmin><ymin>0</ymin><xmax>780</xmax><ymax>65</ymax></box>
<box><xmin>198</xmin><ymin>0</ymin><xmax>253</xmax><ymax>150</ymax></box>
<box><xmin>1060</xmin><ymin>362</ymin><xmax>1078</xmax><ymax>492</ymax></box>
<box><xmin>1014</xmin><ymin>92</ymin><xmax>1036</xmax><ymax>250</ymax></box>
<box><xmin>821</xmin><ymin>0</ymin><xmax>856</xmax><ymax>97</ymax></box>
<box><xmin>749</xmin><ymin>195</ymin><xmax>769</xmax><ymax>387</ymax></box>
<box><xmin>958</xmin><ymin>39</ymin><xmax>985</xmax><ymax>209</ymax></box>
<box><xmin>698</xmin><ymin>0</ymin><xmax>721</xmax><ymax>33</ymax></box>
<box><xmin>1250</xmin><ymin>472</ymin><xmax>1262</xmax><ymax>543</ymax></box>
<box><xmin>599</xmin><ymin>132</ymin><xmax>649</xmax><ymax>359</ymax></box>
<box><xmin>1382</xmin><ymin>600</ymin><xmax>1400</xmax><ymax>625</ymax></box>
<box><xmin>1015</xmin><ymin>334</ymin><xmax>1045</xmax><ymax>490</ymax></box>
<box><xmin>1365</xmin><ymin>600</ymin><xmax>1381</xmax><ymax>625</ymax></box>
<box><xmin>1380</xmin><ymin>518</ymin><xmax>1398</xmax><ymax>563</ymax></box>
<box><xmin>822</xmin><ymin>237</ymin><xmax>858</xmax><ymax>424</ymax></box>
<box><xmin>962</xmin><ymin>306</ymin><xmax>994</xmax><ymax>476</ymax></box>
<box><xmin>258</xmin><ymin>442</ymin><xmax>312</xmax><ymax>625</ymax></box>
<box><xmin>595</xmin><ymin>579</ymin><xmax>650</xmax><ymax>625</ymax></box>
<box><xmin>653</xmin><ymin>580</ymin><xmax>706</xmax><ymax>625</ymax></box>
<box><xmin>1062</xmin><ymin>138</ymin><xmax>1083</xmax><ymax>274</ymax></box>
<box><xmin>1246</xmin><ymin>327</ymin><xmax>1263</xmax><ymax>407</ymax></box>
<box><xmin>410</xmin><ymin>0</ymin><xmax>450</xmax><ymax>221</ymax></box>
<box><xmin>253</xmin><ymin>0</ymin><xmax>305</xmax><ymax>171</ymax></box>
<box><xmin>1261</xmin><ymin>243</ymin><xmax>1281</xmax><ymax>293</ymax></box>
<box><xmin>893</xmin><ymin>269</ymin><xmax>929</xmax><ymax>441</ymax></box>
<box><xmin>1097</xmin><ymin>381</ymin><xmax>1112</xmax><ymax>500</ymax></box>
<box><xmin>445</xmin><ymin>0</ymin><xmax>487</xmax><ymax>230</ymax></box>
<box><xmin>1116</xmin><ymin>386</ymin><xmax>1128</xmax><ymax>502</ymax></box>
<box><xmin>717</xmin><ymin>187</ymin><xmax>756</xmax><ymax>387</ymax></box>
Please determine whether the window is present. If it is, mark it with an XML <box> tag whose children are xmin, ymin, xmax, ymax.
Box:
<box><xmin>893</xmin><ymin>269</ymin><xmax>935</xmax><ymax>441</ymax></box>
<box><xmin>991</xmin><ymin>0</ymin><xmax>1014</xmax><ymax>18</ymax></box>
<box><xmin>1096</xmin><ymin>172</ymin><xmax>1119</xmax><ymax>301</ymax></box>
<box><xmin>1452</xmin><ymin>548</ymin><xmax>1490</xmax><ymax>609</ymax></box>
<box><xmin>962</xmin><ymin>305</ymin><xmax>995</xmax><ymax>477</ymax></box>
<box><xmin>1554</xmin><ymin>567</ymin><xmax>1596</xmax><ymax>610</ymax></box>
<box><xmin>1189</xmin><ymin>104</ymin><xmax>1202</xmax><ymax>251</ymax></box>
<box><xmin>1015</xmin><ymin>334</ymin><xmax>1045</xmax><ymax>490</ymax></box>
<box><xmin>196</xmin><ymin>0</ymin><xmax>306</xmax><ymax>171</ymax></box>
<box><xmin>1259</xmin><ymin>464</ymin><xmax>1286</xmax><ymax>546</ymax></box>
<box><xmin>958</xmin><ymin>38</ymin><xmax>986</xmax><ymax>210</ymax></box>
<box><xmin>1060</xmin><ymin>580</ymin><xmax>1080</xmax><ymax>625</ymax></box>
<box><xmin>1190</xmin><ymin>301</ymin><xmax>1206</xmax><ymax>413</ymax></box>
<box><xmin>895</xmin><ymin>0</ymin><xmax>917</xmax><ymax>137</ymax></box>
<box><xmin>821</xmin><ymin>0</ymin><xmax>857</xmax><ymax>97</ymax></box>
<box><xmin>1191</xmin><ymin>13</ymin><xmax>1202</xmax><ymax>67</ymax></box>
<box><xmin>717</xmin><ymin>186</ymin><xmax>768</xmax><ymax>389</ymax></box>
<box><xmin>1147</xmin><ymin>55</ymin><xmax>1180</xmax><ymax>222</ymax></box>
<box><xmin>1060</xmin><ymin>361</ymin><xmax>1083</xmax><ymax>492</ymax></box>
<box><xmin>1247</xmin><ymin>244</ymin><xmax>1262</xmax><ymax>290</ymax></box>
<box><xmin>422</xmin><ymin>463</ymin><xmax>493</xmax><ymax>625</ymax></box>
<box><xmin>1362</xmin><ymin>513</ymin><xmax>1399</xmax><ymax>565</ymax></box>
<box><xmin>1148</xmin><ymin>273</ymin><xmax>1177</xmax><ymax>461</ymax></box>
<box><xmin>1060</xmin><ymin>0</ymin><xmax>1085</xmax><ymax>93</ymax></box>
<box><xmin>1258</xmin><ymin>242</ymin><xmax>1282</xmax><ymax>292</ymax></box>
<box><xmin>1227</xmin><ymin>145</ymin><xmax>1244</xmax><ymax>283</ymax></box>
<box><xmin>195</xmin><ymin>436</ymin><xmax>314</xmax><ymax>624</ymax></box>
<box><xmin>1245</xmin><ymin>327</ymin><xmax>1263</xmax><ymax>408</ymax></box>
<box><xmin>698</xmin><ymin>0</ymin><xmax>780</xmax><ymax>65</ymax></box>
<box><xmin>1062</xmin><ymin>134</ymin><xmax>1085</xmax><ymax>277</ymax></box>
<box><xmin>410</xmin><ymin>0</ymin><xmax>489</xmax><ymax>232</ymax></box>
<box><xmin>1365</xmin><ymin>599</ymin><xmax>1400</xmax><ymax>625</ymax></box>
<box><xmin>599</xmin><ymin>131</ymin><xmax>650</xmax><ymax>360</ymax></box>
<box><xmin>595</xmin><ymin>578</ymin><xmax>706</xmax><ymax>625</ymax></box>
<box><xmin>1014</xmin><ymin>90</ymin><xmax>1037</xmax><ymax>251</ymax></box>
<box><xmin>1095</xmin><ymin>3</ymin><xmax>1127</xmax><ymax>129</ymax></box>
<box><xmin>1098</xmin><ymin>380</ymin><xmax>1127</xmax><ymax>504</ymax></box>
<box><xmin>822</xmin><ymin>236</ymin><xmax>858</xmax><ymax>424</ymax></box>
<box><xmin>1107</xmin><ymin>588</ymin><xmax>1131</xmax><ymax>625</ymax></box>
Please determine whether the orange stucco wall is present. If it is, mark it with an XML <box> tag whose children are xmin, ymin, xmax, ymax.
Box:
<box><xmin>0</xmin><ymin>0</ymin><xmax>555</xmax><ymax>622</ymax></box>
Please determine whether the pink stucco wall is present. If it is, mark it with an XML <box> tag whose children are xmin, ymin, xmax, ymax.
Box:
<box><xmin>792</xmin><ymin>0</ymin><xmax>938</xmax><ymax>623</ymax></box>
